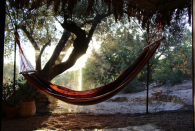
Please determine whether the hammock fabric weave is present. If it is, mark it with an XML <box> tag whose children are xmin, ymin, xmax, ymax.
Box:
<box><xmin>15</xmin><ymin>20</ymin><xmax>164</xmax><ymax>105</ymax></box>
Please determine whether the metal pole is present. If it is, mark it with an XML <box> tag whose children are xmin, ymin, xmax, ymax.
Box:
<box><xmin>13</xmin><ymin>30</ymin><xmax>17</xmax><ymax>106</ymax></box>
<box><xmin>1</xmin><ymin>0</ymin><xmax>6</xmax><ymax>131</ymax></box>
<box><xmin>146</xmin><ymin>62</ymin><xmax>149</xmax><ymax>114</ymax></box>
<box><xmin>146</xmin><ymin>27</ymin><xmax>150</xmax><ymax>114</ymax></box>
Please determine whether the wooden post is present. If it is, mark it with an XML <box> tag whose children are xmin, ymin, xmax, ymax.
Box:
<box><xmin>192</xmin><ymin>0</ymin><xmax>195</xmax><ymax>130</ymax></box>
<box><xmin>1</xmin><ymin>0</ymin><xmax>6</xmax><ymax>131</ymax></box>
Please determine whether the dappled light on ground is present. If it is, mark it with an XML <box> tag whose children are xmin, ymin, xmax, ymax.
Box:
<box><xmin>2</xmin><ymin>110</ymin><xmax>193</xmax><ymax>131</ymax></box>
<box><xmin>2</xmin><ymin>81</ymin><xmax>193</xmax><ymax>131</ymax></box>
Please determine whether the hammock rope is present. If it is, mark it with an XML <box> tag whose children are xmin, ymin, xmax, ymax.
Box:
<box><xmin>14</xmin><ymin>18</ymin><xmax>164</xmax><ymax>105</ymax></box>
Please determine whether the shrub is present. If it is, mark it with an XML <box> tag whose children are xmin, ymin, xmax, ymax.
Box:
<box><xmin>153</xmin><ymin>67</ymin><xmax>184</xmax><ymax>86</ymax></box>
<box><xmin>169</xmin><ymin>69</ymin><xmax>183</xmax><ymax>85</ymax></box>
<box><xmin>120</xmin><ymin>77</ymin><xmax>145</xmax><ymax>94</ymax></box>
<box><xmin>2</xmin><ymin>80</ymin><xmax>15</xmax><ymax>101</ymax></box>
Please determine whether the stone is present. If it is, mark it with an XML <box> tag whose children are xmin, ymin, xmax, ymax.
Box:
<box><xmin>161</xmin><ymin>95</ymin><xmax>165</xmax><ymax>97</ymax></box>
<box><xmin>154</xmin><ymin>90</ymin><xmax>162</xmax><ymax>93</ymax></box>
<box><xmin>112</xmin><ymin>97</ymin><xmax>128</xmax><ymax>102</ymax></box>
<box><xmin>149</xmin><ymin>84</ymin><xmax>155</xmax><ymax>89</ymax></box>
<box><xmin>48</xmin><ymin>98</ymin><xmax>58</xmax><ymax>103</ymax></box>
<box><xmin>47</xmin><ymin>103</ymin><xmax>58</xmax><ymax>108</ymax></box>
<box><xmin>150</xmin><ymin>95</ymin><xmax>156</xmax><ymax>100</ymax></box>
<box><xmin>106</xmin><ymin>99</ymin><xmax>112</xmax><ymax>102</ymax></box>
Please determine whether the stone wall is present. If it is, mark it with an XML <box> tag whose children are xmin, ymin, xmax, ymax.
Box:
<box><xmin>35</xmin><ymin>91</ymin><xmax>58</xmax><ymax>110</ymax></box>
<box><xmin>149</xmin><ymin>90</ymin><xmax>187</xmax><ymax>105</ymax></box>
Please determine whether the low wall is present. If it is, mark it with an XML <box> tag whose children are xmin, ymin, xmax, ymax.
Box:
<box><xmin>35</xmin><ymin>91</ymin><xmax>58</xmax><ymax>110</ymax></box>
<box><xmin>149</xmin><ymin>90</ymin><xmax>187</xmax><ymax>105</ymax></box>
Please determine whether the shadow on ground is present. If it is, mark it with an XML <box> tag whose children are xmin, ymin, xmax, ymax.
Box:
<box><xmin>2</xmin><ymin>109</ymin><xmax>193</xmax><ymax>131</ymax></box>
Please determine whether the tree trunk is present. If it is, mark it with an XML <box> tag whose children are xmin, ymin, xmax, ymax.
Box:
<box><xmin>40</xmin><ymin>13</ymin><xmax>111</xmax><ymax>81</ymax></box>
<box><xmin>20</xmin><ymin>13</ymin><xmax>111</xmax><ymax>81</ymax></box>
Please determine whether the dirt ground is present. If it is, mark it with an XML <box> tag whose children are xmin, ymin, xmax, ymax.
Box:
<box><xmin>1</xmin><ymin>108</ymin><xmax>193</xmax><ymax>131</ymax></box>
<box><xmin>2</xmin><ymin>81</ymin><xmax>193</xmax><ymax>131</ymax></box>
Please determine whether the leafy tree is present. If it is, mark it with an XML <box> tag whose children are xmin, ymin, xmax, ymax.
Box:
<box><xmin>3</xmin><ymin>62</ymin><xmax>21</xmax><ymax>83</ymax></box>
<box><xmin>152</xmin><ymin>29</ymin><xmax>192</xmax><ymax>85</ymax></box>
<box><xmin>83</xmin><ymin>10</ymin><xmax>191</xmax><ymax>91</ymax></box>
<box><xmin>83</xmin><ymin>17</ymin><xmax>147</xmax><ymax>92</ymax></box>
<box><xmin>51</xmin><ymin>72</ymin><xmax>71</xmax><ymax>86</ymax></box>
<box><xmin>5</xmin><ymin>0</ymin><xmax>191</xmax><ymax>88</ymax></box>
<box><xmin>4</xmin><ymin>32</ymin><xmax>14</xmax><ymax>58</ymax></box>
<box><xmin>5</xmin><ymin>0</ymin><xmax>112</xmax><ymax>82</ymax></box>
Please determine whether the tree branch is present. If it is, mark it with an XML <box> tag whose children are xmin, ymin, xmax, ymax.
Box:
<box><xmin>36</xmin><ymin>40</ymin><xmax>51</xmax><ymax>70</ymax></box>
<box><xmin>20</xmin><ymin>25</ymin><xmax>40</xmax><ymax>50</ymax></box>
<box><xmin>42</xmin><ymin>30</ymin><xmax>71</xmax><ymax>74</ymax></box>
<box><xmin>20</xmin><ymin>25</ymin><xmax>43</xmax><ymax>70</ymax></box>
<box><xmin>54</xmin><ymin>39</ymin><xmax>72</xmax><ymax>66</ymax></box>
<box><xmin>45</xmin><ymin>13</ymin><xmax>112</xmax><ymax>80</ymax></box>
<box><xmin>86</xmin><ymin>13</ymin><xmax>111</xmax><ymax>44</ymax></box>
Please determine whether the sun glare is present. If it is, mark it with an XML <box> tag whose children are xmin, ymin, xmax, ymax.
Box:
<box><xmin>62</xmin><ymin>48</ymin><xmax>88</xmax><ymax>71</ymax></box>
<box><xmin>63</xmin><ymin>38</ymin><xmax>101</xmax><ymax>71</ymax></box>
<box><xmin>13</xmin><ymin>37</ymin><xmax>100</xmax><ymax>72</ymax></box>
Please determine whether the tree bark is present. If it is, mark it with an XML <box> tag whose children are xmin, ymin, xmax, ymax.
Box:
<box><xmin>43</xmin><ymin>21</ymin><xmax>87</xmax><ymax>80</ymax></box>
<box><xmin>40</xmin><ymin>30</ymin><xmax>71</xmax><ymax>79</ymax></box>
<box><xmin>37</xmin><ymin>40</ymin><xmax>51</xmax><ymax>70</ymax></box>
<box><xmin>20</xmin><ymin>12</ymin><xmax>111</xmax><ymax>81</ymax></box>
<box><xmin>54</xmin><ymin>39</ymin><xmax>72</xmax><ymax>66</ymax></box>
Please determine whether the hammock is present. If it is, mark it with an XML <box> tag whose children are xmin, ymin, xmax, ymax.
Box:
<box><xmin>15</xmin><ymin>21</ymin><xmax>164</xmax><ymax>105</ymax></box>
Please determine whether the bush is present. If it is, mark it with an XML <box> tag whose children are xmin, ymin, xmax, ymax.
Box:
<box><xmin>2</xmin><ymin>80</ymin><xmax>14</xmax><ymax>100</ymax></box>
<box><xmin>153</xmin><ymin>67</ymin><xmax>184</xmax><ymax>86</ymax></box>
<box><xmin>120</xmin><ymin>77</ymin><xmax>145</xmax><ymax>94</ymax></box>
<box><xmin>169</xmin><ymin>69</ymin><xmax>183</xmax><ymax>85</ymax></box>
<box><xmin>152</xmin><ymin>67</ymin><xmax>171</xmax><ymax>83</ymax></box>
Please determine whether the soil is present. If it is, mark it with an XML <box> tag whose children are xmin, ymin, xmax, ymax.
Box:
<box><xmin>1</xmin><ymin>107</ymin><xmax>193</xmax><ymax>131</ymax></box>
<box><xmin>1</xmin><ymin>81</ymin><xmax>193</xmax><ymax>131</ymax></box>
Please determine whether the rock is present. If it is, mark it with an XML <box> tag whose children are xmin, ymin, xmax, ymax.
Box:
<box><xmin>47</xmin><ymin>103</ymin><xmax>58</xmax><ymax>108</ymax></box>
<box><xmin>150</xmin><ymin>95</ymin><xmax>156</xmax><ymax>100</ymax></box>
<box><xmin>112</xmin><ymin>97</ymin><xmax>128</xmax><ymax>102</ymax></box>
<box><xmin>106</xmin><ymin>99</ymin><xmax>112</xmax><ymax>102</ymax></box>
<box><xmin>149</xmin><ymin>84</ymin><xmax>155</xmax><ymax>89</ymax></box>
<box><xmin>154</xmin><ymin>90</ymin><xmax>162</xmax><ymax>93</ymax></box>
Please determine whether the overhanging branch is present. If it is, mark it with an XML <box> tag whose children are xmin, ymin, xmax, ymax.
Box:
<box><xmin>43</xmin><ymin>30</ymin><xmax>71</xmax><ymax>72</ymax></box>
<box><xmin>20</xmin><ymin>25</ymin><xmax>40</xmax><ymax>50</ymax></box>
<box><xmin>36</xmin><ymin>40</ymin><xmax>51</xmax><ymax>70</ymax></box>
<box><xmin>46</xmin><ymin>13</ymin><xmax>112</xmax><ymax>80</ymax></box>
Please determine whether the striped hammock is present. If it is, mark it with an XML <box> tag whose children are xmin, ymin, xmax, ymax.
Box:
<box><xmin>14</xmin><ymin>20</ymin><xmax>164</xmax><ymax>105</ymax></box>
